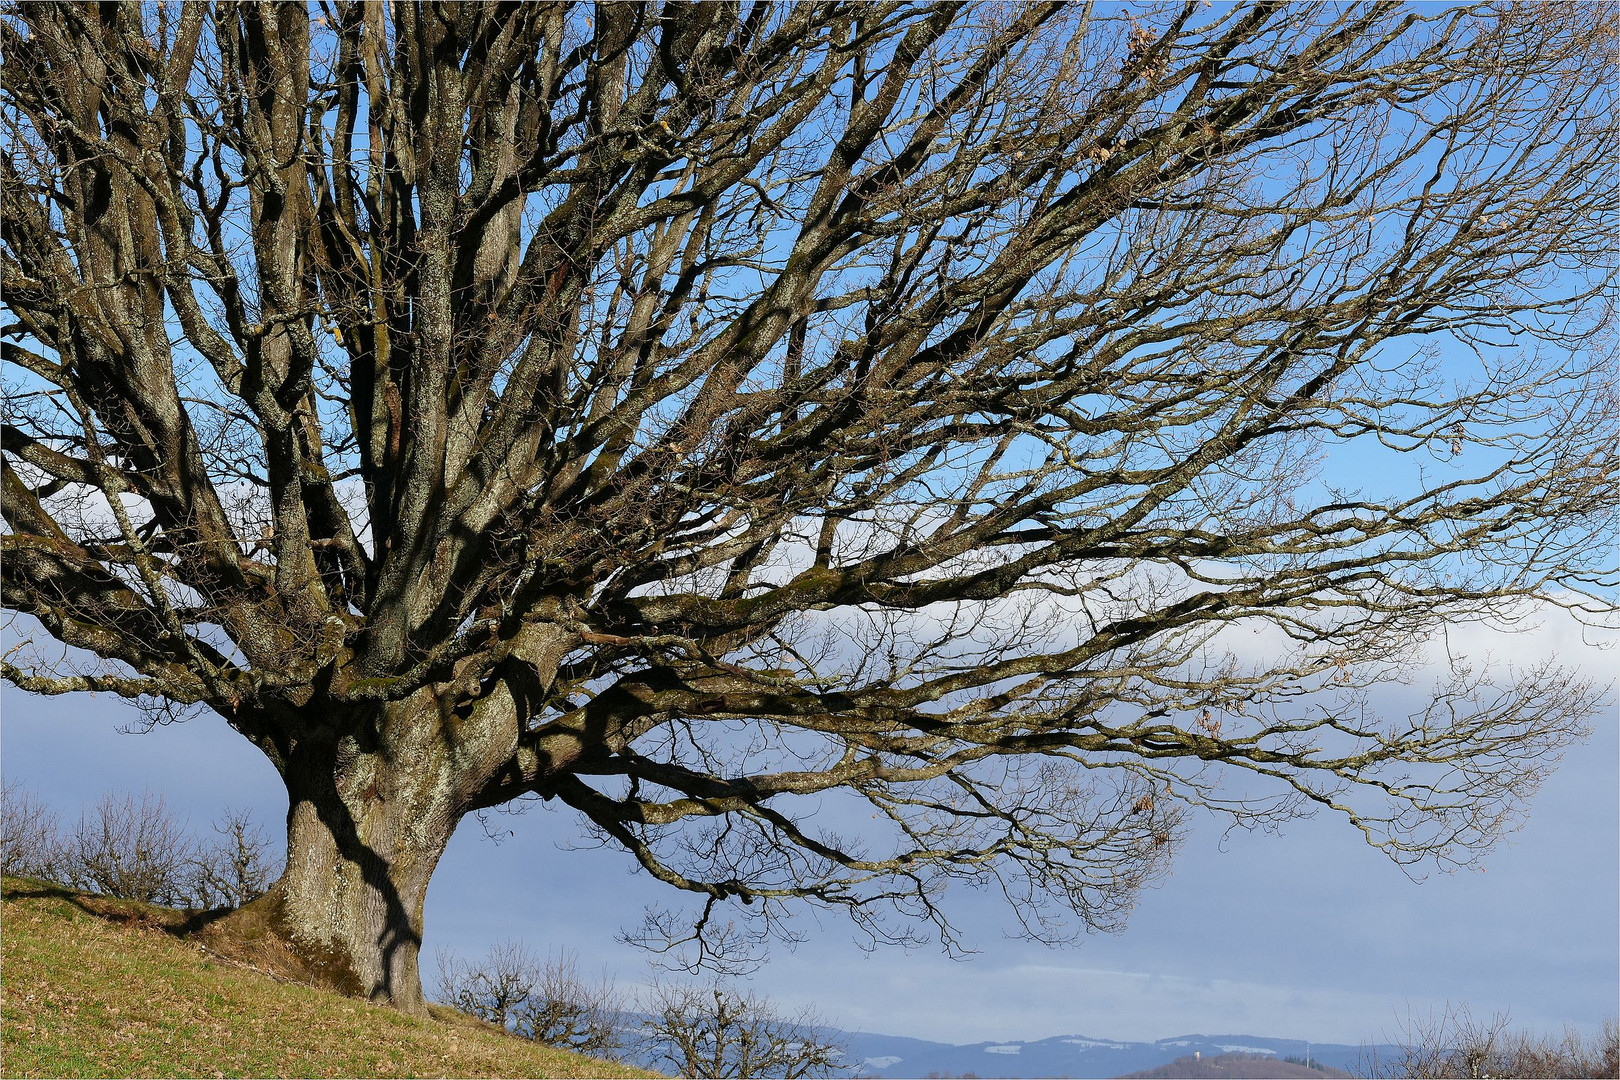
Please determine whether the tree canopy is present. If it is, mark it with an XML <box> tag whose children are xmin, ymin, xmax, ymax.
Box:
<box><xmin>2</xmin><ymin>0</ymin><xmax>1615</xmax><ymax>1011</ymax></box>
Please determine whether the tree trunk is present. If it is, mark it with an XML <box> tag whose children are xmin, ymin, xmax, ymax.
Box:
<box><xmin>272</xmin><ymin>758</ymin><xmax>453</xmax><ymax>1014</ymax></box>
<box><xmin>202</xmin><ymin>636</ymin><xmax>569</xmax><ymax>1012</ymax></box>
<box><xmin>261</xmin><ymin>708</ymin><xmax>465</xmax><ymax>1014</ymax></box>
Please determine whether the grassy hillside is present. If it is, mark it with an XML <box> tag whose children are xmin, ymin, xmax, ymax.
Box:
<box><xmin>0</xmin><ymin>877</ymin><xmax>655</xmax><ymax>1079</ymax></box>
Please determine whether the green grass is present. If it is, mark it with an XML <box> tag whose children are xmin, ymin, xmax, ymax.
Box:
<box><xmin>1</xmin><ymin>877</ymin><xmax>657</xmax><ymax>1079</ymax></box>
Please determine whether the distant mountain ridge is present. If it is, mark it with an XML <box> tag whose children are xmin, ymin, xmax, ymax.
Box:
<box><xmin>1120</xmin><ymin>1051</ymin><xmax>1352</xmax><ymax>1079</ymax></box>
<box><xmin>833</xmin><ymin>1029</ymin><xmax>1390</xmax><ymax>1079</ymax></box>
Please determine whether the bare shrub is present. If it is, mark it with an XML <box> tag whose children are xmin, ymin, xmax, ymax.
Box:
<box><xmin>0</xmin><ymin>780</ymin><xmax>63</xmax><ymax>880</ymax></box>
<box><xmin>186</xmin><ymin>806</ymin><xmax>281</xmax><ymax>910</ymax></box>
<box><xmin>1362</xmin><ymin>1006</ymin><xmax>1619</xmax><ymax>1079</ymax></box>
<box><xmin>438</xmin><ymin>939</ymin><xmax>538</xmax><ymax>1030</ymax></box>
<box><xmin>437</xmin><ymin>941</ymin><xmax>625</xmax><ymax>1057</ymax></box>
<box><xmin>518</xmin><ymin>950</ymin><xmax>626</xmax><ymax>1057</ymax></box>
<box><xmin>66</xmin><ymin>791</ymin><xmax>194</xmax><ymax>906</ymax></box>
<box><xmin>641</xmin><ymin>980</ymin><xmax>846</xmax><ymax>1079</ymax></box>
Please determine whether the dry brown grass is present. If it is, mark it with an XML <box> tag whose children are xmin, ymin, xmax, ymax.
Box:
<box><xmin>0</xmin><ymin>876</ymin><xmax>658</xmax><ymax>1079</ymax></box>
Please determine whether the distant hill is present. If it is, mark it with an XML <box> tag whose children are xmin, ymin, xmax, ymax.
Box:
<box><xmin>0</xmin><ymin>876</ymin><xmax>652</xmax><ymax>1079</ymax></box>
<box><xmin>835</xmin><ymin>1029</ymin><xmax>1390</xmax><ymax>1079</ymax></box>
<box><xmin>1119</xmin><ymin>1051</ymin><xmax>1353</xmax><ymax>1079</ymax></box>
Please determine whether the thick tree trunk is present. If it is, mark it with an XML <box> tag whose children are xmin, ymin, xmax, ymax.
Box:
<box><xmin>262</xmin><ymin>706</ymin><xmax>465</xmax><ymax>1014</ymax></box>
<box><xmin>271</xmin><ymin>757</ymin><xmax>453</xmax><ymax>1014</ymax></box>
<box><xmin>209</xmin><ymin>632</ymin><xmax>572</xmax><ymax>1012</ymax></box>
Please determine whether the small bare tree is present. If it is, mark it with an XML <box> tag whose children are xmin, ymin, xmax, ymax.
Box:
<box><xmin>517</xmin><ymin>950</ymin><xmax>627</xmax><ymax>1058</ymax></box>
<box><xmin>186</xmin><ymin>806</ymin><xmax>281</xmax><ymax>910</ymax></box>
<box><xmin>1362</xmin><ymin>1007</ymin><xmax>1620</xmax><ymax>1080</ymax></box>
<box><xmin>437</xmin><ymin>940</ymin><xmax>543</xmax><ymax>1031</ymax></box>
<box><xmin>641</xmin><ymin>981</ymin><xmax>846</xmax><ymax>1079</ymax></box>
<box><xmin>66</xmin><ymin>790</ymin><xmax>193</xmax><ymax>906</ymax></box>
<box><xmin>0</xmin><ymin>780</ymin><xmax>63</xmax><ymax>881</ymax></box>
<box><xmin>437</xmin><ymin>941</ymin><xmax>625</xmax><ymax>1057</ymax></box>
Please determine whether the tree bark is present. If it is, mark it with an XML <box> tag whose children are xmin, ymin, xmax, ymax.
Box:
<box><xmin>274</xmin><ymin>769</ymin><xmax>449</xmax><ymax>1013</ymax></box>
<box><xmin>206</xmin><ymin>628</ymin><xmax>572</xmax><ymax>1012</ymax></box>
<box><xmin>265</xmin><ymin>705</ymin><xmax>462</xmax><ymax>1014</ymax></box>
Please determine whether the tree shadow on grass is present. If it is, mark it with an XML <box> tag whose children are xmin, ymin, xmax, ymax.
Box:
<box><xmin>1</xmin><ymin>875</ymin><xmax>235</xmax><ymax>936</ymax></box>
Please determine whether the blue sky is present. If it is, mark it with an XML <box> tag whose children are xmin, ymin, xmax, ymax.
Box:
<box><xmin>4</xmin><ymin>605</ymin><xmax>1613</xmax><ymax>1047</ymax></box>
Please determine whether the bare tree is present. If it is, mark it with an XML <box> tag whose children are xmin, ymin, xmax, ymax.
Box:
<box><xmin>438</xmin><ymin>940</ymin><xmax>544</xmax><ymax>1033</ymax></box>
<box><xmin>642</xmin><ymin>980</ymin><xmax>846</xmax><ymax>1079</ymax></box>
<box><xmin>1361</xmin><ymin>1006</ymin><xmax>1620</xmax><ymax>1079</ymax></box>
<box><xmin>0</xmin><ymin>780</ymin><xmax>63</xmax><ymax>881</ymax></box>
<box><xmin>517</xmin><ymin>950</ymin><xmax>627</xmax><ymax>1058</ymax></box>
<box><xmin>2</xmin><ymin>782</ymin><xmax>277</xmax><ymax>908</ymax></box>
<box><xmin>3</xmin><ymin>2</ymin><xmax>1616</xmax><ymax>1013</ymax></box>
<box><xmin>187</xmin><ymin>806</ymin><xmax>282</xmax><ymax>910</ymax></box>
<box><xmin>437</xmin><ymin>941</ymin><xmax>625</xmax><ymax>1057</ymax></box>
<box><xmin>65</xmin><ymin>790</ymin><xmax>194</xmax><ymax>906</ymax></box>
<box><xmin>437</xmin><ymin>945</ymin><xmax>537</xmax><ymax>1036</ymax></box>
